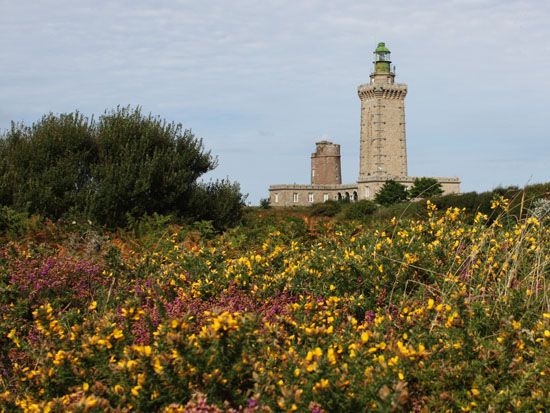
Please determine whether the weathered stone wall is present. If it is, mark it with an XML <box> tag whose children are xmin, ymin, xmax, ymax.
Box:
<box><xmin>311</xmin><ymin>141</ymin><xmax>342</xmax><ymax>185</ymax></box>
<box><xmin>269</xmin><ymin>184</ymin><xmax>358</xmax><ymax>207</ymax></box>
<box><xmin>269</xmin><ymin>177</ymin><xmax>459</xmax><ymax>207</ymax></box>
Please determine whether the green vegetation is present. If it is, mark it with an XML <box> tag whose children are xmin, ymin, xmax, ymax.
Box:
<box><xmin>0</xmin><ymin>189</ymin><xmax>548</xmax><ymax>411</ymax></box>
<box><xmin>375</xmin><ymin>180</ymin><xmax>408</xmax><ymax>206</ymax></box>
<box><xmin>0</xmin><ymin>107</ymin><xmax>245</xmax><ymax>229</ymax></box>
<box><xmin>408</xmin><ymin>177</ymin><xmax>443</xmax><ymax>199</ymax></box>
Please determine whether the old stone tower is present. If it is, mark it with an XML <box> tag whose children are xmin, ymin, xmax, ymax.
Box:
<box><xmin>311</xmin><ymin>141</ymin><xmax>341</xmax><ymax>185</ymax></box>
<box><xmin>268</xmin><ymin>42</ymin><xmax>460</xmax><ymax>207</ymax></box>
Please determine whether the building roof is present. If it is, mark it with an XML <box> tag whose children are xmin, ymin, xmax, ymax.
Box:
<box><xmin>375</xmin><ymin>42</ymin><xmax>390</xmax><ymax>54</ymax></box>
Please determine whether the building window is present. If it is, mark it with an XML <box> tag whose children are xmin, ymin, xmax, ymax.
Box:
<box><xmin>308</xmin><ymin>193</ymin><xmax>314</xmax><ymax>203</ymax></box>
<box><xmin>312</xmin><ymin>169</ymin><xmax>315</xmax><ymax>177</ymax></box>
<box><xmin>365</xmin><ymin>187</ymin><xmax>371</xmax><ymax>198</ymax></box>
<box><xmin>293</xmin><ymin>193</ymin><xmax>299</xmax><ymax>203</ymax></box>
<box><xmin>323</xmin><ymin>193</ymin><xmax>329</xmax><ymax>202</ymax></box>
<box><xmin>274</xmin><ymin>193</ymin><xmax>279</xmax><ymax>203</ymax></box>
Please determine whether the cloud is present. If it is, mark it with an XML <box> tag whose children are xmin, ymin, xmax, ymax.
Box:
<box><xmin>1</xmin><ymin>0</ymin><xmax>549</xmax><ymax>202</ymax></box>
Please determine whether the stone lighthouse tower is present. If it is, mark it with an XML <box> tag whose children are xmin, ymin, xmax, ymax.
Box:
<box><xmin>268</xmin><ymin>41</ymin><xmax>461</xmax><ymax>206</ymax></box>
<box><xmin>357</xmin><ymin>42</ymin><xmax>408</xmax><ymax>195</ymax></box>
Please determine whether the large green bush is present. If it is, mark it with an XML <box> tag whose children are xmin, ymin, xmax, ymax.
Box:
<box><xmin>0</xmin><ymin>107</ymin><xmax>245</xmax><ymax>229</ymax></box>
<box><xmin>0</xmin><ymin>112</ymin><xmax>96</xmax><ymax>218</ymax></box>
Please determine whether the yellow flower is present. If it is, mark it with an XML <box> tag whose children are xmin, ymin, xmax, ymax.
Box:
<box><xmin>112</xmin><ymin>329</ymin><xmax>124</xmax><ymax>340</ymax></box>
<box><xmin>88</xmin><ymin>301</ymin><xmax>97</xmax><ymax>311</ymax></box>
<box><xmin>327</xmin><ymin>348</ymin><xmax>337</xmax><ymax>365</ymax></box>
<box><xmin>131</xmin><ymin>385</ymin><xmax>141</xmax><ymax>396</ymax></box>
<box><xmin>306</xmin><ymin>347</ymin><xmax>322</xmax><ymax>361</ymax></box>
<box><xmin>152</xmin><ymin>357</ymin><xmax>163</xmax><ymax>374</ymax></box>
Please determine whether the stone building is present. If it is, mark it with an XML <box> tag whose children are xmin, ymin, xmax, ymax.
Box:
<box><xmin>269</xmin><ymin>42</ymin><xmax>460</xmax><ymax>207</ymax></box>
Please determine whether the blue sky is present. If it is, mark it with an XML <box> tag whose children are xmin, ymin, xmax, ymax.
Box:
<box><xmin>1</xmin><ymin>0</ymin><xmax>549</xmax><ymax>204</ymax></box>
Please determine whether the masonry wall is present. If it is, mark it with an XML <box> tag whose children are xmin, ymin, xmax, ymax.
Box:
<box><xmin>357</xmin><ymin>177</ymin><xmax>460</xmax><ymax>201</ymax></box>
<box><xmin>358</xmin><ymin>81</ymin><xmax>408</xmax><ymax>180</ymax></box>
<box><xmin>269</xmin><ymin>184</ymin><xmax>358</xmax><ymax>207</ymax></box>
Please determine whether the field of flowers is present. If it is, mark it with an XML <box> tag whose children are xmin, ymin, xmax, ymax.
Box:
<box><xmin>1</xmin><ymin>199</ymin><xmax>548</xmax><ymax>412</ymax></box>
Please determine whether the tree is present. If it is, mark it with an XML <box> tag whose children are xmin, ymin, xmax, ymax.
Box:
<box><xmin>375</xmin><ymin>180</ymin><xmax>408</xmax><ymax>206</ymax></box>
<box><xmin>187</xmin><ymin>180</ymin><xmax>246</xmax><ymax>230</ymax></box>
<box><xmin>0</xmin><ymin>112</ymin><xmax>96</xmax><ymax>218</ymax></box>
<box><xmin>0</xmin><ymin>107</ymin><xmax>245</xmax><ymax>228</ymax></box>
<box><xmin>87</xmin><ymin>107</ymin><xmax>217</xmax><ymax>227</ymax></box>
<box><xmin>259</xmin><ymin>198</ymin><xmax>271</xmax><ymax>209</ymax></box>
<box><xmin>409</xmin><ymin>177</ymin><xmax>443</xmax><ymax>199</ymax></box>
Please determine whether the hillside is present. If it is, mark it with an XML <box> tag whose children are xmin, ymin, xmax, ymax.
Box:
<box><xmin>1</xmin><ymin>193</ymin><xmax>549</xmax><ymax>411</ymax></box>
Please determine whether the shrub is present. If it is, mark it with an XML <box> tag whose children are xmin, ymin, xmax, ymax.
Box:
<box><xmin>375</xmin><ymin>180</ymin><xmax>408</xmax><ymax>206</ymax></box>
<box><xmin>0</xmin><ymin>206</ymin><xmax>32</xmax><ymax>238</ymax></box>
<box><xmin>0</xmin><ymin>112</ymin><xmax>96</xmax><ymax>218</ymax></box>
<box><xmin>186</xmin><ymin>180</ymin><xmax>246</xmax><ymax>230</ymax></box>
<box><xmin>309</xmin><ymin>200</ymin><xmax>342</xmax><ymax>217</ymax></box>
<box><xmin>0</xmin><ymin>107</ymin><xmax>245</xmax><ymax>229</ymax></box>
<box><xmin>409</xmin><ymin>177</ymin><xmax>443</xmax><ymax>198</ymax></box>
<box><xmin>339</xmin><ymin>200</ymin><xmax>377</xmax><ymax>220</ymax></box>
<box><xmin>528</xmin><ymin>198</ymin><xmax>550</xmax><ymax>221</ymax></box>
<box><xmin>87</xmin><ymin>107</ymin><xmax>216</xmax><ymax>227</ymax></box>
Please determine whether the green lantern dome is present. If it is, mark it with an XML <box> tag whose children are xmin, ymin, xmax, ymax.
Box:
<box><xmin>374</xmin><ymin>42</ymin><xmax>391</xmax><ymax>54</ymax></box>
<box><xmin>373</xmin><ymin>41</ymin><xmax>392</xmax><ymax>74</ymax></box>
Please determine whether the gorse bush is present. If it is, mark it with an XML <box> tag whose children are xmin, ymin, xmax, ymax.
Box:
<box><xmin>1</xmin><ymin>199</ymin><xmax>548</xmax><ymax>411</ymax></box>
<box><xmin>0</xmin><ymin>107</ymin><xmax>245</xmax><ymax>229</ymax></box>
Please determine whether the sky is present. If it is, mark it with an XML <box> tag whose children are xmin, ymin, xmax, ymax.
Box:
<box><xmin>1</xmin><ymin>0</ymin><xmax>549</xmax><ymax>204</ymax></box>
